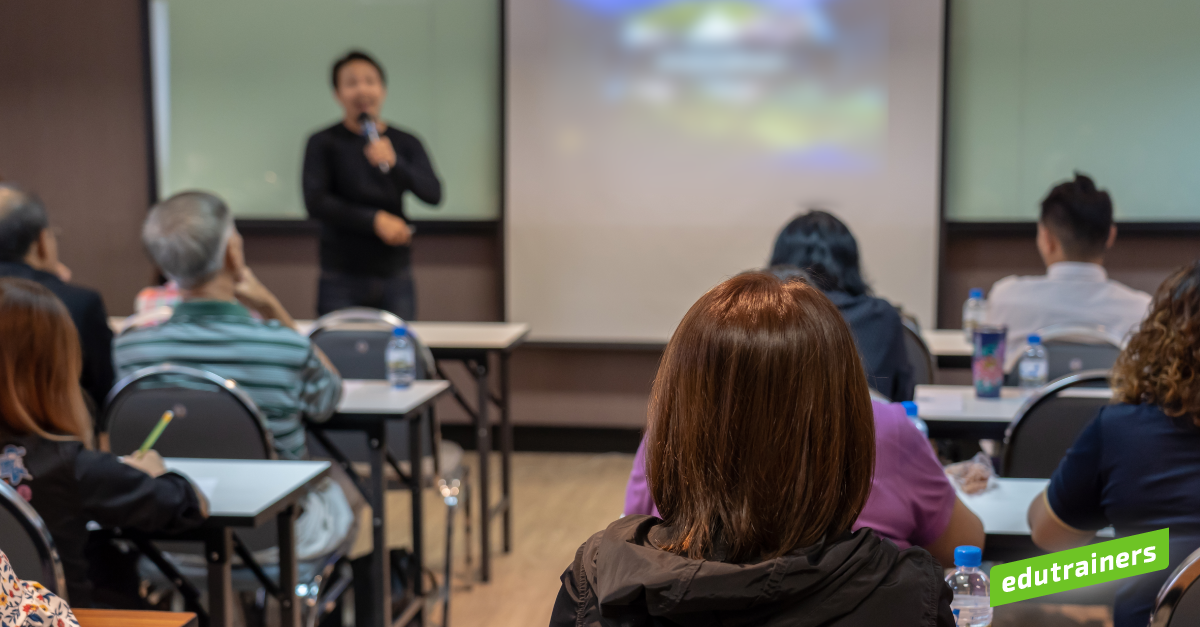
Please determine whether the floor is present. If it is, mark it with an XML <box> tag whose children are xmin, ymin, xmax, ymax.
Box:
<box><xmin>364</xmin><ymin>452</ymin><xmax>1112</xmax><ymax>627</ymax></box>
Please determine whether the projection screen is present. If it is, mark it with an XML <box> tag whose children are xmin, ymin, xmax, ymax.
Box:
<box><xmin>507</xmin><ymin>0</ymin><xmax>944</xmax><ymax>343</ymax></box>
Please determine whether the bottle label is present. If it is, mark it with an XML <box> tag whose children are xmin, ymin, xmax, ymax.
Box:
<box><xmin>1019</xmin><ymin>359</ymin><xmax>1047</xmax><ymax>381</ymax></box>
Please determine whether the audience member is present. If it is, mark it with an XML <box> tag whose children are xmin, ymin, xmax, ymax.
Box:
<box><xmin>551</xmin><ymin>272</ymin><xmax>954</xmax><ymax>626</ymax></box>
<box><xmin>0</xmin><ymin>277</ymin><xmax>207</xmax><ymax>607</ymax></box>
<box><xmin>625</xmin><ymin>399</ymin><xmax>984</xmax><ymax>568</ymax></box>
<box><xmin>0</xmin><ymin>185</ymin><xmax>114</xmax><ymax>412</ymax></box>
<box><xmin>112</xmin><ymin>191</ymin><xmax>356</xmax><ymax>562</ymax></box>
<box><xmin>985</xmin><ymin>173</ymin><xmax>1151</xmax><ymax>363</ymax></box>
<box><xmin>770</xmin><ymin>210</ymin><xmax>915</xmax><ymax>400</ymax></box>
<box><xmin>1028</xmin><ymin>260</ymin><xmax>1200</xmax><ymax>627</ymax></box>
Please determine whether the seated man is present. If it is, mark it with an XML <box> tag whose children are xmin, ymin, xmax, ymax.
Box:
<box><xmin>0</xmin><ymin>184</ymin><xmax>114</xmax><ymax>412</ymax></box>
<box><xmin>985</xmin><ymin>173</ymin><xmax>1151</xmax><ymax>362</ymax></box>
<box><xmin>113</xmin><ymin>190</ymin><xmax>356</xmax><ymax>560</ymax></box>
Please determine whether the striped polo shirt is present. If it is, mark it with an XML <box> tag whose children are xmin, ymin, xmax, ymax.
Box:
<box><xmin>112</xmin><ymin>300</ymin><xmax>342</xmax><ymax>460</ymax></box>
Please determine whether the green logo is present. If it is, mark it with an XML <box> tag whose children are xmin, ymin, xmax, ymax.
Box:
<box><xmin>990</xmin><ymin>529</ymin><xmax>1169</xmax><ymax>606</ymax></box>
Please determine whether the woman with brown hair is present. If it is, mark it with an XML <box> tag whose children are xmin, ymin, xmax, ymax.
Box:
<box><xmin>1028</xmin><ymin>260</ymin><xmax>1200</xmax><ymax>627</ymax></box>
<box><xmin>550</xmin><ymin>272</ymin><xmax>953</xmax><ymax>626</ymax></box>
<box><xmin>0</xmin><ymin>278</ymin><xmax>207</xmax><ymax>607</ymax></box>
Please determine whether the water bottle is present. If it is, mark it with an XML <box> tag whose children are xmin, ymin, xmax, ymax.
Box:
<box><xmin>900</xmin><ymin>401</ymin><xmax>929</xmax><ymax>438</ymax></box>
<box><xmin>962</xmin><ymin>288</ymin><xmax>986</xmax><ymax>341</ymax></box>
<box><xmin>385</xmin><ymin>326</ymin><xmax>416</xmax><ymax>389</ymax></box>
<box><xmin>1018</xmin><ymin>335</ymin><xmax>1049</xmax><ymax>389</ymax></box>
<box><xmin>946</xmin><ymin>545</ymin><xmax>992</xmax><ymax>627</ymax></box>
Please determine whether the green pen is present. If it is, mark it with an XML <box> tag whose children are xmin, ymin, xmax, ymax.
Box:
<box><xmin>138</xmin><ymin>410</ymin><xmax>174</xmax><ymax>454</ymax></box>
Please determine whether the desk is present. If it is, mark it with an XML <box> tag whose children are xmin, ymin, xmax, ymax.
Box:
<box><xmin>74</xmin><ymin>609</ymin><xmax>198</xmax><ymax>627</ymax></box>
<box><xmin>161</xmin><ymin>459</ymin><xmax>330</xmax><ymax>627</ymax></box>
<box><xmin>318</xmin><ymin>380</ymin><xmax>450</xmax><ymax>627</ymax></box>
<box><xmin>920</xmin><ymin>329</ymin><xmax>973</xmax><ymax>369</ymax></box>
<box><xmin>957</xmin><ymin>478</ymin><xmax>1114</xmax><ymax>562</ymax></box>
<box><xmin>401</xmin><ymin>322</ymin><xmax>530</xmax><ymax>583</ymax></box>
<box><xmin>915</xmin><ymin>385</ymin><xmax>1031</xmax><ymax>439</ymax></box>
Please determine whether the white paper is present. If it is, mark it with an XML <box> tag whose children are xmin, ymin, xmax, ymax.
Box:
<box><xmin>915</xmin><ymin>392</ymin><xmax>965</xmax><ymax>415</ymax></box>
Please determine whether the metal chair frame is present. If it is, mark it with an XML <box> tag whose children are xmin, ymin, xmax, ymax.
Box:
<box><xmin>0</xmin><ymin>480</ymin><xmax>67</xmax><ymax>599</ymax></box>
<box><xmin>1151</xmin><ymin>545</ymin><xmax>1200</xmax><ymax>626</ymax></box>
<box><xmin>104</xmin><ymin>364</ymin><xmax>350</xmax><ymax>627</ymax></box>
<box><xmin>900</xmin><ymin>315</ymin><xmax>937</xmax><ymax>388</ymax></box>
<box><xmin>1002</xmin><ymin>369</ymin><xmax>1112</xmax><ymax>476</ymax></box>
<box><xmin>308</xmin><ymin>308</ymin><xmax>470</xmax><ymax>625</ymax></box>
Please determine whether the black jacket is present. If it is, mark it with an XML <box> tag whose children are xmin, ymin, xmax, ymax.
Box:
<box><xmin>550</xmin><ymin>516</ymin><xmax>954</xmax><ymax>627</ymax></box>
<box><xmin>825</xmin><ymin>290</ymin><xmax>915</xmax><ymax>402</ymax></box>
<box><xmin>0</xmin><ymin>262</ymin><xmax>115</xmax><ymax>411</ymax></box>
<box><xmin>0</xmin><ymin>427</ymin><xmax>206</xmax><ymax>606</ymax></box>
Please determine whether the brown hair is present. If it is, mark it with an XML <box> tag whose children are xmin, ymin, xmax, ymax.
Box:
<box><xmin>0</xmin><ymin>278</ymin><xmax>93</xmax><ymax>446</ymax></box>
<box><xmin>646</xmin><ymin>272</ymin><xmax>875</xmax><ymax>562</ymax></box>
<box><xmin>1113</xmin><ymin>261</ymin><xmax>1200</xmax><ymax>422</ymax></box>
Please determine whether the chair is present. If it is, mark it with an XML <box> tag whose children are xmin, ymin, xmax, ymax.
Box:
<box><xmin>900</xmin><ymin>315</ymin><xmax>936</xmax><ymax>388</ymax></box>
<box><xmin>868</xmin><ymin>388</ymin><xmax>891</xmax><ymax>403</ymax></box>
<box><xmin>307</xmin><ymin>308</ymin><xmax>470</xmax><ymax>621</ymax></box>
<box><xmin>1151</xmin><ymin>545</ymin><xmax>1200</xmax><ymax>626</ymax></box>
<box><xmin>1002</xmin><ymin>370</ymin><xmax>1112</xmax><ymax>478</ymax></box>
<box><xmin>104</xmin><ymin>365</ymin><xmax>352</xmax><ymax>627</ymax></box>
<box><xmin>1016</xmin><ymin>324</ymin><xmax>1125</xmax><ymax>380</ymax></box>
<box><xmin>0</xmin><ymin>480</ymin><xmax>67</xmax><ymax>599</ymax></box>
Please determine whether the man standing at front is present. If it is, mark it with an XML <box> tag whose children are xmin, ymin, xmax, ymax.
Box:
<box><xmin>303</xmin><ymin>50</ymin><xmax>442</xmax><ymax>320</ymax></box>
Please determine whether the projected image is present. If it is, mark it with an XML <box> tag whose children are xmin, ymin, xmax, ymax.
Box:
<box><xmin>562</xmin><ymin>0</ymin><xmax>886</xmax><ymax>170</ymax></box>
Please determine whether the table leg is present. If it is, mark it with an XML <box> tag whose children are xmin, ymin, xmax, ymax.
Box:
<box><xmin>500</xmin><ymin>351</ymin><xmax>513</xmax><ymax>554</ymax></box>
<box><xmin>369</xmin><ymin>421</ymin><xmax>391</xmax><ymax>627</ymax></box>
<box><xmin>205</xmin><ymin>528</ymin><xmax>234</xmax><ymax>627</ymax></box>
<box><xmin>409</xmin><ymin>412</ymin><xmax>426</xmax><ymax>627</ymax></box>
<box><xmin>278</xmin><ymin>504</ymin><xmax>300</xmax><ymax>627</ymax></box>
<box><xmin>474</xmin><ymin>359</ymin><xmax>492</xmax><ymax>582</ymax></box>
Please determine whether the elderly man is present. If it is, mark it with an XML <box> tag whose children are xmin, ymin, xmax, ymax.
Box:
<box><xmin>113</xmin><ymin>190</ymin><xmax>355</xmax><ymax>560</ymax></box>
<box><xmin>0</xmin><ymin>184</ymin><xmax>114</xmax><ymax>411</ymax></box>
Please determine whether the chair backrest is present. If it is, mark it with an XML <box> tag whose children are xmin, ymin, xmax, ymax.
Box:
<box><xmin>104</xmin><ymin>364</ymin><xmax>275</xmax><ymax>460</ymax></box>
<box><xmin>1152</xmin><ymin>545</ymin><xmax>1200</xmax><ymax>626</ymax></box>
<box><xmin>1003</xmin><ymin>370</ymin><xmax>1112</xmax><ymax>478</ymax></box>
<box><xmin>307</xmin><ymin>308</ymin><xmax>435</xmax><ymax>380</ymax></box>
<box><xmin>900</xmin><ymin>316</ymin><xmax>936</xmax><ymax>388</ymax></box>
<box><xmin>1023</xmin><ymin>324</ymin><xmax>1125</xmax><ymax>380</ymax></box>
<box><xmin>0</xmin><ymin>481</ymin><xmax>66</xmax><ymax>598</ymax></box>
<box><xmin>868</xmin><ymin>388</ymin><xmax>891</xmax><ymax>403</ymax></box>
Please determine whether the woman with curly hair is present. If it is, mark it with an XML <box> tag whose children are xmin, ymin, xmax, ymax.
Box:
<box><xmin>1028</xmin><ymin>260</ymin><xmax>1200</xmax><ymax>627</ymax></box>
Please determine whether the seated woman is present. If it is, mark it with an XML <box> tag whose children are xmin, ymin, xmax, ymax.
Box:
<box><xmin>1028</xmin><ymin>260</ymin><xmax>1200</xmax><ymax>627</ymax></box>
<box><xmin>0</xmin><ymin>547</ymin><xmax>78</xmax><ymax>627</ymax></box>
<box><xmin>552</xmin><ymin>272</ymin><xmax>955</xmax><ymax>626</ymax></box>
<box><xmin>0</xmin><ymin>278</ymin><xmax>208</xmax><ymax>607</ymax></box>
<box><xmin>770</xmin><ymin>210</ymin><xmax>915</xmax><ymax>400</ymax></box>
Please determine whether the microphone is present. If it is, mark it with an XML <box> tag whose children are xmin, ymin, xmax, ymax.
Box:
<box><xmin>359</xmin><ymin>112</ymin><xmax>390</xmax><ymax>173</ymax></box>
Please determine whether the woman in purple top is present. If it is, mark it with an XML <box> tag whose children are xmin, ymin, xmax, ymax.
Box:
<box><xmin>625</xmin><ymin>399</ymin><xmax>984</xmax><ymax>567</ymax></box>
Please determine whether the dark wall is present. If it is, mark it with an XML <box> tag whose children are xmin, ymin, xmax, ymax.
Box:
<box><xmin>5</xmin><ymin>0</ymin><xmax>1197</xmax><ymax>433</ymax></box>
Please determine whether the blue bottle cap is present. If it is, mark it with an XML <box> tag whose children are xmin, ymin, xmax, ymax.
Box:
<box><xmin>969</xmin><ymin>288</ymin><xmax>983</xmax><ymax>299</ymax></box>
<box><xmin>901</xmin><ymin>401</ymin><xmax>919</xmax><ymax>417</ymax></box>
<box><xmin>393</xmin><ymin>326</ymin><xmax>407</xmax><ymax>337</ymax></box>
<box><xmin>954</xmin><ymin>545</ymin><xmax>982</xmax><ymax>567</ymax></box>
<box><xmin>1028</xmin><ymin>334</ymin><xmax>1040</xmax><ymax>344</ymax></box>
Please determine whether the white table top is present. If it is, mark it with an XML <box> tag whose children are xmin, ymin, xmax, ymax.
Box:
<box><xmin>915</xmin><ymin>385</ymin><xmax>1033</xmax><ymax>423</ymax></box>
<box><xmin>293</xmin><ymin>320</ymin><xmax>530</xmax><ymax>351</ymax></box>
<box><xmin>958</xmin><ymin>477</ymin><xmax>1114</xmax><ymax>538</ymax></box>
<box><xmin>336</xmin><ymin>379</ymin><xmax>451</xmax><ymax>415</ymax></box>
<box><xmin>920</xmin><ymin>329</ymin><xmax>974</xmax><ymax>357</ymax></box>
<box><xmin>165</xmin><ymin>458</ymin><xmax>329</xmax><ymax>525</ymax></box>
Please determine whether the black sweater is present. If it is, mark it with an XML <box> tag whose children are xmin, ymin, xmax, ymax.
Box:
<box><xmin>302</xmin><ymin>122</ymin><xmax>442</xmax><ymax>277</ymax></box>
<box><xmin>0</xmin><ymin>427</ymin><xmax>206</xmax><ymax>606</ymax></box>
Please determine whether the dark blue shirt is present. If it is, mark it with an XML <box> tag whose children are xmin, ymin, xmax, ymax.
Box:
<box><xmin>824</xmin><ymin>290</ymin><xmax>914</xmax><ymax>401</ymax></box>
<box><xmin>1048</xmin><ymin>403</ymin><xmax>1200</xmax><ymax>627</ymax></box>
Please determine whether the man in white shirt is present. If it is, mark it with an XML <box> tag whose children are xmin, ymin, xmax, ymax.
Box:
<box><xmin>985</xmin><ymin>173</ymin><xmax>1151</xmax><ymax>365</ymax></box>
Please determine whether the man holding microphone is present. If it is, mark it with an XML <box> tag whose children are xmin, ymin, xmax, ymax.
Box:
<box><xmin>303</xmin><ymin>50</ymin><xmax>442</xmax><ymax>319</ymax></box>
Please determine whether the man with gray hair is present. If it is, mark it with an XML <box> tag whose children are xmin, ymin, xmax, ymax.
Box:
<box><xmin>113</xmin><ymin>191</ymin><xmax>356</xmax><ymax>560</ymax></box>
<box><xmin>0</xmin><ymin>184</ymin><xmax>114</xmax><ymax>411</ymax></box>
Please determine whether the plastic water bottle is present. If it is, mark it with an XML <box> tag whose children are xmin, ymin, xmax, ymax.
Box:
<box><xmin>946</xmin><ymin>546</ymin><xmax>992</xmax><ymax>627</ymax></box>
<box><xmin>962</xmin><ymin>288</ymin><xmax>986</xmax><ymax>341</ymax></box>
<box><xmin>385</xmin><ymin>326</ymin><xmax>416</xmax><ymax>389</ymax></box>
<box><xmin>900</xmin><ymin>401</ymin><xmax>929</xmax><ymax>438</ymax></box>
<box><xmin>1018</xmin><ymin>335</ymin><xmax>1049</xmax><ymax>389</ymax></box>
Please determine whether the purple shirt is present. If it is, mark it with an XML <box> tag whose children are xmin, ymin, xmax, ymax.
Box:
<box><xmin>623</xmin><ymin>400</ymin><xmax>956</xmax><ymax>550</ymax></box>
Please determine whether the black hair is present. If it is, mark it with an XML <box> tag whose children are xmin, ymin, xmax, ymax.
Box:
<box><xmin>769</xmin><ymin>210</ymin><xmax>869</xmax><ymax>296</ymax></box>
<box><xmin>1040</xmin><ymin>173</ymin><xmax>1113</xmax><ymax>261</ymax></box>
<box><xmin>332</xmin><ymin>50</ymin><xmax>386</xmax><ymax>90</ymax></box>
<box><xmin>0</xmin><ymin>185</ymin><xmax>49</xmax><ymax>263</ymax></box>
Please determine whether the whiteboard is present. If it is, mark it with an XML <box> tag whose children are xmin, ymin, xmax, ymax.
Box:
<box><xmin>151</xmin><ymin>0</ymin><xmax>499</xmax><ymax>221</ymax></box>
